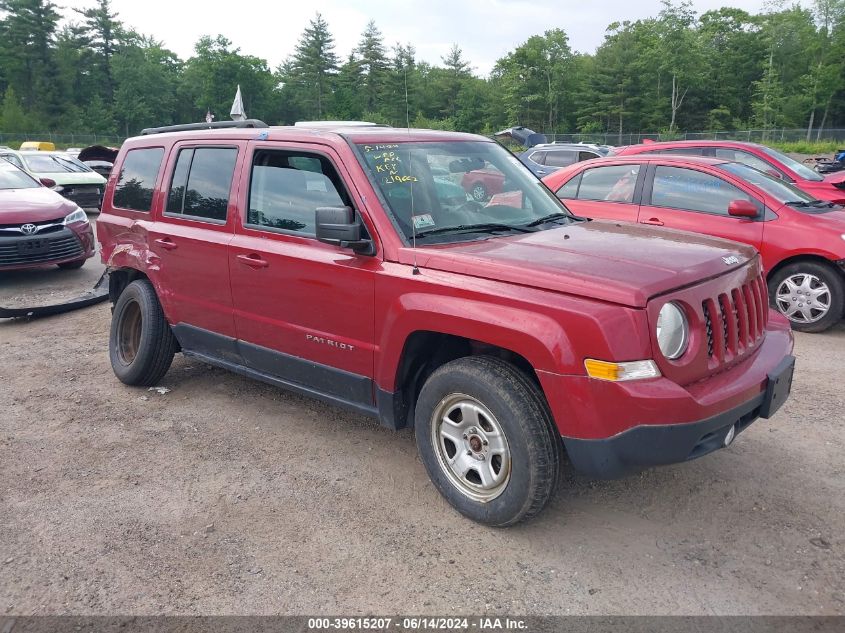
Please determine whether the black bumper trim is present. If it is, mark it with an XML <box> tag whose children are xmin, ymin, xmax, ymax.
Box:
<box><xmin>562</xmin><ymin>392</ymin><xmax>767</xmax><ymax>479</ymax></box>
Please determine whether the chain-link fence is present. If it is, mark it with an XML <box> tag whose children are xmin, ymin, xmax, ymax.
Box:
<box><xmin>542</xmin><ymin>129</ymin><xmax>845</xmax><ymax>145</ymax></box>
<box><xmin>0</xmin><ymin>133</ymin><xmax>126</xmax><ymax>149</ymax></box>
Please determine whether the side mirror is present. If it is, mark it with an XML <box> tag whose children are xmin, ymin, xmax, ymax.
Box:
<box><xmin>39</xmin><ymin>177</ymin><xmax>56</xmax><ymax>188</ymax></box>
<box><xmin>315</xmin><ymin>206</ymin><xmax>374</xmax><ymax>255</ymax></box>
<box><xmin>728</xmin><ymin>199</ymin><xmax>759</xmax><ymax>218</ymax></box>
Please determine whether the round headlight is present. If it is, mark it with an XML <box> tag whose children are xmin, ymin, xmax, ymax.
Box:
<box><xmin>656</xmin><ymin>302</ymin><xmax>689</xmax><ymax>360</ymax></box>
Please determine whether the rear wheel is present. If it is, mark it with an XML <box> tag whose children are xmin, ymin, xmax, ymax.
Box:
<box><xmin>109</xmin><ymin>279</ymin><xmax>177</xmax><ymax>385</ymax></box>
<box><xmin>58</xmin><ymin>258</ymin><xmax>85</xmax><ymax>270</ymax></box>
<box><xmin>769</xmin><ymin>261</ymin><xmax>844</xmax><ymax>333</ymax></box>
<box><xmin>414</xmin><ymin>356</ymin><xmax>560</xmax><ymax>526</ymax></box>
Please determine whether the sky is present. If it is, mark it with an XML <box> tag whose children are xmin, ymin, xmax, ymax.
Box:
<box><xmin>60</xmin><ymin>0</ymin><xmax>783</xmax><ymax>76</ymax></box>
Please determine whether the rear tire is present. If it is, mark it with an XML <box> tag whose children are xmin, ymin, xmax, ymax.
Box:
<box><xmin>414</xmin><ymin>356</ymin><xmax>560</xmax><ymax>527</ymax></box>
<box><xmin>58</xmin><ymin>258</ymin><xmax>85</xmax><ymax>270</ymax></box>
<box><xmin>109</xmin><ymin>279</ymin><xmax>176</xmax><ymax>385</ymax></box>
<box><xmin>768</xmin><ymin>261</ymin><xmax>844</xmax><ymax>333</ymax></box>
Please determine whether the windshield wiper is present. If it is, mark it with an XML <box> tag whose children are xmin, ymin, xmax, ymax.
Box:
<box><xmin>415</xmin><ymin>223</ymin><xmax>536</xmax><ymax>238</ymax></box>
<box><xmin>524</xmin><ymin>212</ymin><xmax>573</xmax><ymax>227</ymax></box>
<box><xmin>784</xmin><ymin>200</ymin><xmax>812</xmax><ymax>207</ymax></box>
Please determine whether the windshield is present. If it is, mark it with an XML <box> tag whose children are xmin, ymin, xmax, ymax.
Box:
<box><xmin>0</xmin><ymin>161</ymin><xmax>39</xmax><ymax>189</ymax></box>
<box><xmin>23</xmin><ymin>153</ymin><xmax>92</xmax><ymax>174</ymax></box>
<box><xmin>759</xmin><ymin>146</ymin><xmax>823</xmax><ymax>182</ymax></box>
<box><xmin>721</xmin><ymin>162</ymin><xmax>815</xmax><ymax>203</ymax></box>
<box><xmin>355</xmin><ymin>140</ymin><xmax>575</xmax><ymax>243</ymax></box>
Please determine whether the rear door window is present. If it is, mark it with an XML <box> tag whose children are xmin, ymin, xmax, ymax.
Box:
<box><xmin>576</xmin><ymin>165</ymin><xmax>640</xmax><ymax>203</ymax></box>
<box><xmin>112</xmin><ymin>147</ymin><xmax>164</xmax><ymax>212</ymax></box>
<box><xmin>165</xmin><ymin>147</ymin><xmax>238</xmax><ymax>222</ymax></box>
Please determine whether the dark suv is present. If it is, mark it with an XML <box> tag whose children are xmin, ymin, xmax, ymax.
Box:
<box><xmin>97</xmin><ymin>120</ymin><xmax>794</xmax><ymax>526</ymax></box>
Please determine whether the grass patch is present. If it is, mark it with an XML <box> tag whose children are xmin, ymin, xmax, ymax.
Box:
<box><xmin>764</xmin><ymin>140</ymin><xmax>842</xmax><ymax>155</ymax></box>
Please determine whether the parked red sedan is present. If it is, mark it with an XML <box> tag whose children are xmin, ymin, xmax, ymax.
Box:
<box><xmin>0</xmin><ymin>160</ymin><xmax>95</xmax><ymax>270</ymax></box>
<box><xmin>543</xmin><ymin>155</ymin><xmax>845</xmax><ymax>332</ymax></box>
<box><xmin>612</xmin><ymin>140</ymin><xmax>845</xmax><ymax>205</ymax></box>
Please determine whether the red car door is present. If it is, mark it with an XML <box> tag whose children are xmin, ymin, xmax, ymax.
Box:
<box><xmin>228</xmin><ymin>141</ymin><xmax>378</xmax><ymax>407</ymax></box>
<box><xmin>553</xmin><ymin>163</ymin><xmax>642</xmax><ymax>223</ymax></box>
<box><xmin>637</xmin><ymin>164</ymin><xmax>765</xmax><ymax>251</ymax></box>
<box><xmin>149</xmin><ymin>141</ymin><xmax>245</xmax><ymax>342</ymax></box>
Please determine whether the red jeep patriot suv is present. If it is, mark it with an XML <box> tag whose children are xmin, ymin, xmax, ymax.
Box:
<box><xmin>98</xmin><ymin>121</ymin><xmax>795</xmax><ymax>526</ymax></box>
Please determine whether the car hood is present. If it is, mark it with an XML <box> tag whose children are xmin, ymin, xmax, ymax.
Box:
<box><xmin>0</xmin><ymin>187</ymin><xmax>77</xmax><ymax>224</ymax></box>
<box><xmin>398</xmin><ymin>220</ymin><xmax>758</xmax><ymax>308</ymax></box>
<box><xmin>34</xmin><ymin>171</ymin><xmax>107</xmax><ymax>186</ymax></box>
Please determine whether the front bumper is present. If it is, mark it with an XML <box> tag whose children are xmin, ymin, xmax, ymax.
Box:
<box><xmin>0</xmin><ymin>225</ymin><xmax>94</xmax><ymax>270</ymax></box>
<box><xmin>538</xmin><ymin>316</ymin><xmax>795</xmax><ymax>478</ymax></box>
<box><xmin>59</xmin><ymin>185</ymin><xmax>103</xmax><ymax>211</ymax></box>
<box><xmin>562</xmin><ymin>354</ymin><xmax>794</xmax><ymax>478</ymax></box>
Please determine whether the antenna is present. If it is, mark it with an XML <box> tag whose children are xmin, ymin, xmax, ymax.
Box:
<box><xmin>405</xmin><ymin>63</ymin><xmax>420</xmax><ymax>275</ymax></box>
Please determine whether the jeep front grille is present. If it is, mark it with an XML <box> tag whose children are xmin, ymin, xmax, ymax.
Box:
<box><xmin>702</xmin><ymin>273</ymin><xmax>768</xmax><ymax>364</ymax></box>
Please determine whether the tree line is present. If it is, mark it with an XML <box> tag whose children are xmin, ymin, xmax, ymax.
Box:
<box><xmin>1</xmin><ymin>0</ymin><xmax>844</xmax><ymax>141</ymax></box>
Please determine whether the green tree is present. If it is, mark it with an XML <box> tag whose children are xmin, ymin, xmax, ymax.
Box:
<box><xmin>356</xmin><ymin>20</ymin><xmax>387</xmax><ymax>113</ymax></box>
<box><xmin>0</xmin><ymin>86</ymin><xmax>31</xmax><ymax>131</ymax></box>
<box><xmin>287</xmin><ymin>13</ymin><xmax>339</xmax><ymax>118</ymax></box>
<box><xmin>74</xmin><ymin>0</ymin><xmax>122</xmax><ymax>100</ymax></box>
<box><xmin>182</xmin><ymin>35</ymin><xmax>278</xmax><ymax>123</ymax></box>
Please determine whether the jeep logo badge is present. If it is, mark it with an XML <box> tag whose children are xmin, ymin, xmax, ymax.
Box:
<box><xmin>722</xmin><ymin>255</ymin><xmax>740</xmax><ymax>265</ymax></box>
<box><xmin>21</xmin><ymin>223</ymin><xmax>38</xmax><ymax>235</ymax></box>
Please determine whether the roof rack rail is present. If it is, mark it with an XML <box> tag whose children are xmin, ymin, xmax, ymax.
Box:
<box><xmin>140</xmin><ymin>119</ymin><xmax>269</xmax><ymax>136</ymax></box>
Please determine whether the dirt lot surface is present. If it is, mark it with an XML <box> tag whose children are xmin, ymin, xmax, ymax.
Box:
<box><xmin>1</xmin><ymin>269</ymin><xmax>844</xmax><ymax>615</ymax></box>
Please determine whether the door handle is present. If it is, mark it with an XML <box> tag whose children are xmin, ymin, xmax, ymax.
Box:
<box><xmin>236</xmin><ymin>253</ymin><xmax>269</xmax><ymax>268</ymax></box>
<box><xmin>154</xmin><ymin>237</ymin><xmax>177</xmax><ymax>250</ymax></box>
<box><xmin>641</xmin><ymin>218</ymin><xmax>664</xmax><ymax>226</ymax></box>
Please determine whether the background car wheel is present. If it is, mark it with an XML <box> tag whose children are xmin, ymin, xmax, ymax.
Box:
<box><xmin>469</xmin><ymin>182</ymin><xmax>488</xmax><ymax>202</ymax></box>
<box><xmin>414</xmin><ymin>356</ymin><xmax>560</xmax><ymax>527</ymax></box>
<box><xmin>769</xmin><ymin>261</ymin><xmax>844</xmax><ymax>333</ymax></box>
<box><xmin>58</xmin><ymin>258</ymin><xmax>85</xmax><ymax>270</ymax></box>
<box><xmin>109</xmin><ymin>279</ymin><xmax>177</xmax><ymax>386</ymax></box>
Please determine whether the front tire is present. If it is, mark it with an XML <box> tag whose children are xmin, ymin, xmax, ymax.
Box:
<box><xmin>769</xmin><ymin>261</ymin><xmax>844</xmax><ymax>333</ymax></box>
<box><xmin>414</xmin><ymin>356</ymin><xmax>560</xmax><ymax>526</ymax></box>
<box><xmin>109</xmin><ymin>279</ymin><xmax>177</xmax><ymax>385</ymax></box>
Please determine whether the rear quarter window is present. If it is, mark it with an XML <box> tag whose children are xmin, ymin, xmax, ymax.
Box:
<box><xmin>113</xmin><ymin>147</ymin><xmax>165</xmax><ymax>212</ymax></box>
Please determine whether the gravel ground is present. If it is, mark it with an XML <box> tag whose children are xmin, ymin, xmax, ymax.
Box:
<box><xmin>0</xmin><ymin>266</ymin><xmax>843</xmax><ymax>616</ymax></box>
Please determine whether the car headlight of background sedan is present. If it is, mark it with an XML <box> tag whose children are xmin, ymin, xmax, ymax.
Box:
<box><xmin>656</xmin><ymin>302</ymin><xmax>689</xmax><ymax>360</ymax></box>
<box><xmin>63</xmin><ymin>207</ymin><xmax>88</xmax><ymax>225</ymax></box>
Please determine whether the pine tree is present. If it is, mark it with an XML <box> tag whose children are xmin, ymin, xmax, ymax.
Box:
<box><xmin>356</xmin><ymin>20</ymin><xmax>388</xmax><ymax>113</ymax></box>
<box><xmin>290</xmin><ymin>13</ymin><xmax>339</xmax><ymax>118</ymax></box>
<box><xmin>74</xmin><ymin>0</ymin><xmax>122</xmax><ymax>100</ymax></box>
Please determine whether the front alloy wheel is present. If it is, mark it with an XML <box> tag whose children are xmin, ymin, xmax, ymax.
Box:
<box><xmin>775</xmin><ymin>273</ymin><xmax>831</xmax><ymax>325</ymax></box>
<box><xmin>769</xmin><ymin>261</ymin><xmax>844</xmax><ymax>333</ymax></box>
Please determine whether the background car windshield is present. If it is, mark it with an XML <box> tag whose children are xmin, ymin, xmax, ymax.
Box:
<box><xmin>356</xmin><ymin>140</ymin><xmax>570</xmax><ymax>242</ymax></box>
<box><xmin>721</xmin><ymin>162</ymin><xmax>816</xmax><ymax>203</ymax></box>
<box><xmin>0</xmin><ymin>161</ymin><xmax>39</xmax><ymax>189</ymax></box>
<box><xmin>759</xmin><ymin>146</ymin><xmax>823</xmax><ymax>181</ymax></box>
<box><xmin>23</xmin><ymin>154</ymin><xmax>90</xmax><ymax>173</ymax></box>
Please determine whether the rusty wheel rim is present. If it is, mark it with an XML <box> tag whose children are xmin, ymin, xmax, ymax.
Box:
<box><xmin>116</xmin><ymin>300</ymin><xmax>142</xmax><ymax>366</ymax></box>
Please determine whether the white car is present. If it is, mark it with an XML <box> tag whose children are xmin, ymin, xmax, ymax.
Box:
<box><xmin>0</xmin><ymin>149</ymin><xmax>106</xmax><ymax>211</ymax></box>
